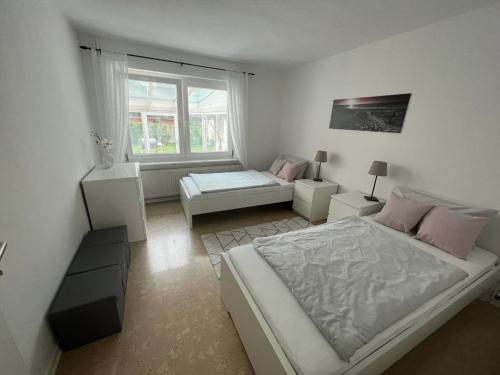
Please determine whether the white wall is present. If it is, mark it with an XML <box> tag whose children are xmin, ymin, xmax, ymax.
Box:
<box><xmin>244</xmin><ymin>64</ymin><xmax>285</xmax><ymax>170</ymax></box>
<box><xmin>0</xmin><ymin>0</ymin><xmax>96</xmax><ymax>373</ymax></box>
<box><xmin>78</xmin><ymin>34</ymin><xmax>284</xmax><ymax>170</ymax></box>
<box><xmin>279</xmin><ymin>3</ymin><xmax>500</xmax><ymax>208</ymax></box>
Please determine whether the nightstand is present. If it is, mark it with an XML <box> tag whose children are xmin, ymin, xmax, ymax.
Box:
<box><xmin>293</xmin><ymin>179</ymin><xmax>339</xmax><ymax>222</ymax></box>
<box><xmin>327</xmin><ymin>191</ymin><xmax>383</xmax><ymax>223</ymax></box>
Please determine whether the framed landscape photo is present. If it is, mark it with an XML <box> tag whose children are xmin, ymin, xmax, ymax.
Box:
<box><xmin>329</xmin><ymin>93</ymin><xmax>411</xmax><ymax>133</ymax></box>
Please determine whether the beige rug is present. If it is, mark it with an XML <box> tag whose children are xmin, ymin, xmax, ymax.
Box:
<box><xmin>201</xmin><ymin>216</ymin><xmax>312</xmax><ymax>278</ymax></box>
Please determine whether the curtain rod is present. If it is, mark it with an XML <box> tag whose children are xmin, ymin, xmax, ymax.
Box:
<box><xmin>79</xmin><ymin>45</ymin><xmax>255</xmax><ymax>76</ymax></box>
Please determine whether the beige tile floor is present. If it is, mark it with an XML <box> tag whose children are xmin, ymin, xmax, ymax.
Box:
<box><xmin>56</xmin><ymin>201</ymin><xmax>500</xmax><ymax>375</ymax></box>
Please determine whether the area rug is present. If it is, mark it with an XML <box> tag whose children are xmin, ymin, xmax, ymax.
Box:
<box><xmin>201</xmin><ymin>216</ymin><xmax>313</xmax><ymax>278</ymax></box>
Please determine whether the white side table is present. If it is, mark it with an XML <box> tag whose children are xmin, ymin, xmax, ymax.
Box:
<box><xmin>327</xmin><ymin>191</ymin><xmax>383</xmax><ymax>223</ymax></box>
<box><xmin>293</xmin><ymin>179</ymin><xmax>339</xmax><ymax>222</ymax></box>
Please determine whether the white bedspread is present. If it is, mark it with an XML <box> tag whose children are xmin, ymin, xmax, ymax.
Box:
<box><xmin>182</xmin><ymin>172</ymin><xmax>293</xmax><ymax>201</ymax></box>
<box><xmin>189</xmin><ymin>170</ymin><xmax>279</xmax><ymax>193</ymax></box>
<box><xmin>253</xmin><ymin>216</ymin><xmax>467</xmax><ymax>361</ymax></box>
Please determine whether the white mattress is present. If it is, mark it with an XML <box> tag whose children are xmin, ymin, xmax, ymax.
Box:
<box><xmin>228</xmin><ymin>216</ymin><xmax>497</xmax><ymax>375</ymax></box>
<box><xmin>182</xmin><ymin>171</ymin><xmax>294</xmax><ymax>201</ymax></box>
<box><xmin>189</xmin><ymin>169</ymin><xmax>279</xmax><ymax>193</ymax></box>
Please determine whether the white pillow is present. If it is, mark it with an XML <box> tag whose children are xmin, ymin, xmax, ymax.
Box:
<box><xmin>392</xmin><ymin>185</ymin><xmax>498</xmax><ymax>219</ymax></box>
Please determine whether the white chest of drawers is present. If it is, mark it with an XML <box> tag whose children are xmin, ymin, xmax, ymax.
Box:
<box><xmin>82</xmin><ymin>163</ymin><xmax>147</xmax><ymax>242</ymax></box>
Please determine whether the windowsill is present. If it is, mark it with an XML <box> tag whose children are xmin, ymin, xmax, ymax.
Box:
<box><xmin>138</xmin><ymin>158</ymin><xmax>241</xmax><ymax>171</ymax></box>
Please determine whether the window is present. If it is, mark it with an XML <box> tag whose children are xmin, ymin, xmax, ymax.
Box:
<box><xmin>188</xmin><ymin>86</ymin><xmax>228</xmax><ymax>153</ymax></box>
<box><xmin>127</xmin><ymin>71</ymin><xmax>231</xmax><ymax>162</ymax></box>
<box><xmin>128</xmin><ymin>78</ymin><xmax>180</xmax><ymax>155</ymax></box>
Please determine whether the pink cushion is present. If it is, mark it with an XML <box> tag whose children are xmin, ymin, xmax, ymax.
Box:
<box><xmin>269</xmin><ymin>158</ymin><xmax>286</xmax><ymax>175</ymax></box>
<box><xmin>277</xmin><ymin>161</ymin><xmax>301</xmax><ymax>182</ymax></box>
<box><xmin>374</xmin><ymin>193</ymin><xmax>433</xmax><ymax>233</ymax></box>
<box><xmin>416</xmin><ymin>207</ymin><xmax>490</xmax><ymax>259</ymax></box>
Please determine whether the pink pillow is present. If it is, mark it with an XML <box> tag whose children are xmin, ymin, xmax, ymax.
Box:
<box><xmin>269</xmin><ymin>158</ymin><xmax>286</xmax><ymax>175</ymax></box>
<box><xmin>277</xmin><ymin>161</ymin><xmax>300</xmax><ymax>182</ymax></box>
<box><xmin>374</xmin><ymin>193</ymin><xmax>434</xmax><ymax>233</ymax></box>
<box><xmin>416</xmin><ymin>207</ymin><xmax>490</xmax><ymax>259</ymax></box>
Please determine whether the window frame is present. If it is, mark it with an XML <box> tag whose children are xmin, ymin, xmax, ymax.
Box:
<box><xmin>126</xmin><ymin>72</ymin><xmax>232</xmax><ymax>163</ymax></box>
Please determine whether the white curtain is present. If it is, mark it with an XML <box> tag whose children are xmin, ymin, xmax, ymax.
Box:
<box><xmin>227</xmin><ymin>72</ymin><xmax>249</xmax><ymax>169</ymax></box>
<box><xmin>90</xmin><ymin>50</ymin><xmax>129</xmax><ymax>162</ymax></box>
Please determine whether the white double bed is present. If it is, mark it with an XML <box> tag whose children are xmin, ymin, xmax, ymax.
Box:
<box><xmin>220</xmin><ymin>191</ymin><xmax>500</xmax><ymax>375</ymax></box>
<box><xmin>180</xmin><ymin>170</ymin><xmax>294</xmax><ymax>228</ymax></box>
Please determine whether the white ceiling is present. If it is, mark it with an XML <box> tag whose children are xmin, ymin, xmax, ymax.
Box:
<box><xmin>60</xmin><ymin>0</ymin><xmax>498</xmax><ymax>66</ymax></box>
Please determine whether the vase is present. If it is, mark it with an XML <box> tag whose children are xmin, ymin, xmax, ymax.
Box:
<box><xmin>102</xmin><ymin>149</ymin><xmax>114</xmax><ymax>169</ymax></box>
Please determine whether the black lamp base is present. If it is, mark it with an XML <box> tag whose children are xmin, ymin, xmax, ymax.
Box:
<box><xmin>313</xmin><ymin>178</ymin><xmax>323</xmax><ymax>182</ymax></box>
<box><xmin>364</xmin><ymin>195</ymin><xmax>379</xmax><ymax>202</ymax></box>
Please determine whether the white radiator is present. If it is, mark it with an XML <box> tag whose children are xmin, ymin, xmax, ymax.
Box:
<box><xmin>141</xmin><ymin>164</ymin><xmax>242</xmax><ymax>200</ymax></box>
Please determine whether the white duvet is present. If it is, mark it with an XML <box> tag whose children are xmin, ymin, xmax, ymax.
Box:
<box><xmin>189</xmin><ymin>170</ymin><xmax>279</xmax><ymax>193</ymax></box>
<box><xmin>253</xmin><ymin>216</ymin><xmax>468</xmax><ymax>361</ymax></box>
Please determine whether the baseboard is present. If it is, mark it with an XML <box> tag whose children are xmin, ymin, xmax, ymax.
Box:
<box><xmin>45</xmin><ymin>346</ymin><xmax>61</xmax><ymax>375</ymax></box>
<box><xmin>145</xmin><ymin>195</ymin><xmax>179</xmax><ymax>204</ymax></box>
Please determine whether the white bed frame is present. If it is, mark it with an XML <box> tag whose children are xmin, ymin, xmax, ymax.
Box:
<box><xmin>220</xmin><ymin>193</ymin><xmax>500</xmax><ymax>374</ymax></box>
<box><xmin>221</xmin><ymin>254</ymin><xmax>499</xmax><ymax>375</ymax></box>
<box><xmin>180</xmin><ymin>179</ymin><xmax>293</xmax><ymax>229</ymax></box>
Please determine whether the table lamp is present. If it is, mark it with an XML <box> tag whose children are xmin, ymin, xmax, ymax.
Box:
<box><xmin>313</xmin><ymin>151</ymin><xmax>327</xmax><ymax>181</ymax></box>
<box><xmin>365</xmin><ymin>161</ymin><xmax>387</xmax><ymax>202</ymax></box>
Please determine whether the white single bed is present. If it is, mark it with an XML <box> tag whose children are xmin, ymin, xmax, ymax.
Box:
<box><xmin>180</xmin><ymin>171</ymin><xmax>294</xmax><ymax>228</ymax></box>
<box><xmin>221</xmin><ymin>197</ymin><xmax>500</xmax><ymax>374</ymax></box>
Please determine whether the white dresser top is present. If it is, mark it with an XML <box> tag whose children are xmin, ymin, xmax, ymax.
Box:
<box><xmin>332</xmin><ymin>191</ymin><xmax>382</xmax><ymax>208</ymax></box>
<box><xmin>83</xmin><ymin>162</ymin><xmax>139</xmax><ymax>182</ymax></box>
<box><xmin>296</xmin><ymin>179</ymin><xmax>339</xmax><ymax>190</ymax></box>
